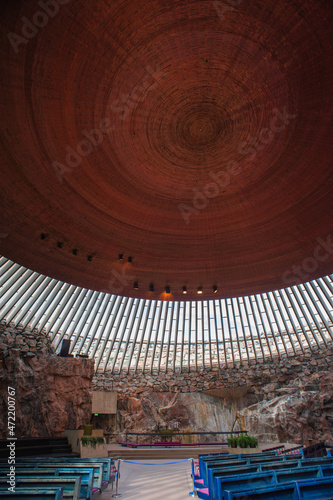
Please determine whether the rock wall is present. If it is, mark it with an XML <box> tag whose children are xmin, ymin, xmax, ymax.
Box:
<box><xmin>0</xmin><ymin>321</ymin><xmax>55</xmax><ymax>359</ymax></box>
<box><xmin>0</xmin><ymin>323</ymin><xmax>94</xmax><ymax>438</ymax></box>
<box><xmin>94</xmin><ymin>344</ymin><xmax>333</xmax><ymax>444</ymax></box>
<box><xmin>1</xmin><ymin>320</ymin><xmax>332</xmax><ymax>444</ymax></box>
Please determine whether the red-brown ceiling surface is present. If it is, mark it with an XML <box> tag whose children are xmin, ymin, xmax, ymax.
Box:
<box><xmin>0</xmin><ymin>0</ymin><xmax>333</xmax><ymax>301</ymax></box>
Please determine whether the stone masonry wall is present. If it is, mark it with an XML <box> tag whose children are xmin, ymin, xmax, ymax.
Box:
<box><xmin>93</xmin><ymin>344</ymin><xmax>333</xmax><ymax>444</ymax></box>
<box><xmin>0</xmin><ymin>322</ymin><xmax>94</xmax><ymax>438</ymax></box>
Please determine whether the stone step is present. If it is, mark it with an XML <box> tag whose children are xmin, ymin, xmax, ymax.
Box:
<box><xmin>109</xmin><ymin>445</ymin><xmax>229</xmax><ymax>460</ymax></box>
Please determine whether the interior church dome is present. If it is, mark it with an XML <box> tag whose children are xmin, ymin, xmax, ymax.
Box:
<box><xmin>1</xmin><ymin>0</ymin><xmax>333</xmax><ymax>302</ymax></box>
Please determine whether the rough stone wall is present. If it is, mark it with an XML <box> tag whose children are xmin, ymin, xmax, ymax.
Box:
<box><xmin>93</xmin><ymin>344</ymin><xmax>333</xmax><ymax>444</ymax></box>
<box><xmin>0</xmin><ymin>321</ymin><xmax>55</xmax><ymax>358</ymax></box>
<box><xmin>0</xmin><ymin>323</ymin><xmax>94</xmax><ymax>438</ymax></box>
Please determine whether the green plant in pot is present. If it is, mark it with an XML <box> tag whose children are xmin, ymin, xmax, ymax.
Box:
<box><xmin>80</xmin><ymin>436</ymin><xmax>105</xmax><ymax>449</ymax></box>
<box><xmin>237</xmin><ymin>433</ymin><xmax>249</xmax><ymax>448</ymax></box>
<box><xmin>227</xmin><ymin>435</ymin><xmax>238</xmax><ymax>448</ymax></box>
<box><xmin>248</xmin><ymin>435</ymin><xmax>258</xmax><ymax>448</ymax></box>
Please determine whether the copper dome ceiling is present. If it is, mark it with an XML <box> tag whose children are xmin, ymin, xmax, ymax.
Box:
<box><xmin>1</xmin><ymin>0</ymin><xmax>333</xmax><ymax>301</ymax></box>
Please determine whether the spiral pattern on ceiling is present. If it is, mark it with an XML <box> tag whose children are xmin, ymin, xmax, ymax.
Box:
<box><xmin>0</xmin><ymin>0</ymin><xmax>333</xmax><ymax>301</ymax></box>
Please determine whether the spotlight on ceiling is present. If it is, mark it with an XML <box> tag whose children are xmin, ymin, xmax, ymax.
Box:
<box><xmin>182</xmin><ymin>286</ymin><xmax>187</xmax><ymax>294</ymax></box>
<box><xmin>197</xmin><ymin>286</ymin><xmax>203</xmax><ymax>294</ymax></box>
<box><xmin>213</xmin><ymin>285</ymin><xmax>218</xmax><ymax>293</ymax></box>
<box><xmin>134</xmin><ymin>281</ymin><xmax>139</xmax><ymax>290</ymax></box>
<box><xmin>119</xmin><ymin>253</ymin><xmax>123</xmax><ymax>261</ymax></box>
<box><xmin>165</xmin><ymin>285</ymin><xmax>170</xmax><ymax>294</ymax></box>
<box><xmin>149</xmin><ymin>283</ymin><xmax>154</xmax><ymax>292</ymax></box>
<box><xmin>128</xmin><ymin>256</ymin><xmax>133</xmax><ymax>263</ymax></box>
<box><xmin>57</xmin><ymin>241</ymin><xmax>63</xmax><ymax>248</ymax></box>
<box><xmin>72</xmin><ymin>249</ymin><xmax>78</xmax><ymax>255</ymax></box>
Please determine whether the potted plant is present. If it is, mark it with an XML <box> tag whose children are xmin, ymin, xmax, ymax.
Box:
<box><xmin>227</xmin><ymin>435</ymin><xmax>238</xmax><ymax>448</ymax></box>
<box><xmin>236</xmin><ymin>434</ymin><xmax>258</xmax><ymax>449</ymax></box>
<box><xmin>248</xmin><ymin>435</ymin><xmax>258</xmax><ymax>448</ymax></box>
<box><xmin>79</xmin><ymin>435</ymin><xmax>108</xmax><ymax>458</ymax></box>
<box><xmin>80</xmin><ymin>436</ymin><xmax>105</xmax><ymax>448</ymax></box>
<box><xmin>237</xmin><ymin>433</ymin><xmax>249</xmax><ymax>448</ymax></box>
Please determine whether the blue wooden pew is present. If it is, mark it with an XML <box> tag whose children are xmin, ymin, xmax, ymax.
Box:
<box><xmin>198</xmin><ymin>455</ymin><xmax>292</xmax><ymax>488</ymax></box>
<box><xmin>56</xmin><ymin>469</ymin><xmax>95</xmax><ymax>500</ymax></box>
<box><xmin>197</xmin><ymin>466</ymin><xmax>259</xmax><ymax>498</ymax></box>
<box><xmin>201</xmin><ymin>464</ymin><xmax>315</xmax><ymax>500</ymax></box>
<box><xmin>198</xmin><ymin>452</ymin><xmax>277</xmax><ymax>472</ymax></box>
<box><xmin>296</xmin><ymin>477</ymin><xmax>333</xmax><ymax>498</ymax></box>
<box><xmin>214</xmin><ymin>471</ymin><xmax>276</xmax><ymax>500</ymax></box>
<box><xmin>214</xmin><ymin>466</ymin><xmax>328</xmax><ymax>500</ymax></box>
<box><xmin>0</xmin><ymin>468</ymin><xmax>57</xmax><ymax>476</ymax></box>
<box><xmin>199</xmin><ymin>458</ymin><xmax>333</xmax><ymax>500</ymax></box>
<box><xmin>250</xmin><ymin>456</ymin><xmax>297</xmax><ymax>464</ymax></box>
<box><xmin>197</xmin><ymin>456</ymin><xmax>333</xmax><ymax>498</ymax></box>
<box><xmin>224</xmin><ymin>477</ymin><xmax>333</xmax><ymax>499</ymax></box>
<box><xmin>225</xmin><ymin>482</ymin><xmax>297</xmax><ymax>499</ymax></box>
<box><xmin>300</xmin><ymin>456</ymin><xmax>333</xmax><ymax>467</ymax></box>
<box><xmin>198</xmin><ymin>453</ymin><xmax>294</xmax><ymax>484</ymax></box>
<box><xmin>0</xmin><ymin>461</ymin><xmax>104</xmax><ymax>494</ymax></box>
<box><xmin>260</xmin><ymin>460</ymin><xmax>301</xmax><ymax>471</ymax></box>
<box><xmin>36</xmin><ymin>463</ymin><xmax>105</xmax><ymax>494</ymax></box>
<box><xmin>205</xmin><ymin>464</ymin><xmax>260</xmax><ymax>492</ymax></box>
<box><xmin>0</xmin><ymin>476</ymin><xmax>80</xmax><ymax>500</ymax></box>
<box><xmin>45</xmin><ymin>457</ymin><xmax>114</xmax><ymax>483</ymax></box>
<box><xmin>0</xmin><ymin>467</ymin><xmax>95</xmax><ymax>500</ymax></box>
<box><xmin>6</xmin><ymin>457</ymin><xmax>114</xmax><ymax>484</ymax></box>
<box><xmin>0</xmin><ymin>487</ymin><xmax>64</xmax><ymax>499</ymax></box>
<box><xmin>274</xmin><ymin>465</ymin><xmax>323</xmax><ymax>483</ymax></box>
<box><xmin>321</xmin><ymin>465</ymin><xmax>333</xmax><ymax>476</ymax></box>
<box><xmin>198</xmin><ymin>451</ymin><xmax>277</xmax><ymax>469</ymax></box>
<box><xmin>197</xmin><ymin>462</ymin><xmax>301</xmax><ymax>498</ymax></box>
<box><xmin>197</xmin><ymin>460</ymin><xmax>248</xmax><ymax>488</ymax></box>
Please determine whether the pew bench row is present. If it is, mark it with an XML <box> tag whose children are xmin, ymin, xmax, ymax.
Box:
<box><xmin>0</xmin><ymin>487</ymin><xmax>65</xmax><ymax>499</ymax></box>
<box><xmin>211</xmin><ymin>465</ymin><xmax>333</xmax><ymax>500</ymax></box>
<box><xmin>220</xmin><ymin>477</ymin><xmax>333</xmax><ymax>500</ymax></box>
<box><xmin>198</xmin><ymin>452</ymin><xmax>304</xmax><ymax>484</ymax></box>
<box><xmin>196</xmin><ymin>456</ymin><xmax>333</xmax><ymax>499</ymax></box>
<box><xmin>0</xmin><ymin>457</ymin><xmax>115</xmax><ymax>500</ymax></box>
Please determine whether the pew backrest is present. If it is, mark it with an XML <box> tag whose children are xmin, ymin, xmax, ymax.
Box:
<box><xmin>224</xmin><ymin>476</ymin><xmax>333</xmax><ymax>500</ymax></box>
<box><xmin>0</xmin><ymin>466</ymin><xmax>94</xmax><ymax>499</ymax></box>
<box><xmin>300</xmin><ymin>456</ymin><xmax>333</xmax><ymax>467</ymax></box>
<box><xmin>0</xmin><ymin>468</ymin><xmax>57</xmax><ymax>476</ymax></box>
<box><xmin>0</xmin><ymin>486</ymin><xmax>64</xmax><ymax>499</ymax></box>
<box><xmin>36</xmin><ymin>463</ymin><xmax>103</xmax><ymax>490</ymax></box>
<box><xmin>224</xmin><ymin>482</ymin><xmax>296</xmax><ymax>499</ymax></box>
<box><xmin>214</xmin><ymin>471</ymin><xmax>276</xmax><ymax>500</ymax></box>
<box><xmin>214</xmin><ymin>466</ymin><xmax>325</xmax><ymax>500</ymax></box>
<box><xmin>0</xmin><ymin>476</ymin><xmax>80</xmax><ymax>500</ymax></box>
<box><xmin>260</xmin><ymin>460</ymin><xmax>300</xmax><ymax>471</ymax></box>
<box><xmin>4</xmin><ymin>457</ymin><xmax>112</xmax><ymax>483</ymax></box>
<box><xmin>274</xmin><ymin>465</ymin><xmax>322</xmax><ymax>483</ymax></box>
<box><xmin>56</xmin><ymin>468</ymin><xmax>94</xmax><ymax>500</ymax></box>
